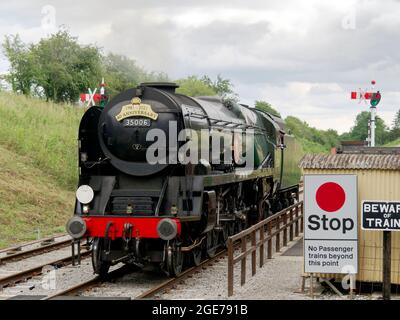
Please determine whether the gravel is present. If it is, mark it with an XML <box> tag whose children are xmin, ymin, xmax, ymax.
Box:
<box><xmin>160</xmin><ymin>236</ymin><xmax>310</xmax><ymax>300</ymax></box>
<box><xmin>0</xmin><ymin>246</ymin><xmax>72</xmax><ymax>278</ymax></box>
<box><xmin>0</xmin><ymin>256</ymin><xmax>96</xmax><ymax>299</ymax></box>
<box><xmin>81</xmin><ymin>268</ymin><xmax>168</xmax><ymax>299</ymax></box>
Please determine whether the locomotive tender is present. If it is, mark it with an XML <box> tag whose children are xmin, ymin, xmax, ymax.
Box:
<box><xmin>66</xmin><ymin>82</ymin><xmax>301</xmax><ymax>277</ymax></box>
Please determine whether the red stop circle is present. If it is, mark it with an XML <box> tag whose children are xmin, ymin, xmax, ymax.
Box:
<box><xmin>315</xmin><ymin>182</ymin><xmax>346</xmax><ymax>212</ymax></box>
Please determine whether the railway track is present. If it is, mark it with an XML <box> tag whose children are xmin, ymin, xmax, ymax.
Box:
<box><xmin>0</xmin><ymin>235</ymin><xmax>72</xmax><ymax>265</ymax></box>
<box><xmin>137</xmin><ymin>249</ymin><xmax>228</xmax><ymax>299</ymax></box>
<box><xmin>0</xmin><ymin>234</ymin><xmax>66</xmax><ymax>254</ymax></box>
<box><xmin>41</xmin><ymin>247</ymin><xmax>229</xmax><ymax>300</ymax></box>
<box><xmin>41</xmin><ymin>264</ymin><xmax>136</xmax><ymax>300</ymax></box>
<box><xmin>0</xmin><ymin>250</ymin><xmax>91</xmax><ymax>290</ymax></box>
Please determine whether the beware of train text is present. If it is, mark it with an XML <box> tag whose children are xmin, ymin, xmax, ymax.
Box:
<box><xmin>362</xmin><ymin>201</ymin><xmax>400</xmax><ymax>231</ymax></box>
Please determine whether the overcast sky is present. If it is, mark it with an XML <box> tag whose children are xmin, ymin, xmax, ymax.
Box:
<box><xmin>1</xmin><ymin>0</ymin><xmax>400</xmax><ymax>133</ymax></box>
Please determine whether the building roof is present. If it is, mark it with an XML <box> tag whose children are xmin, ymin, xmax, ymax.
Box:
<box><xmin>337</xmin><ymin>146</ymin><xmax>400</xmax><ymax>154</ymax></box>
<box><xmin>299</xmin><ymin>153</ymin><xmax>400</xmax><ymax>170</ymax></box>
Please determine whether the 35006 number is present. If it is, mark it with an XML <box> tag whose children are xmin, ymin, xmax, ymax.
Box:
<box><xmin>123</xmin><ymin>118</ymin><xmax>151</xmax><ymax>127</ymax></box>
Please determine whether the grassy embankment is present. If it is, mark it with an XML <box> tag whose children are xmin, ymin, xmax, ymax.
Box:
<box><xmin>0</xmin><ymin>92</ymin><xmax>83</xmax><ymax>247</ymax></box>
<box><xmin>384</xmin><ymin>138</ymin><xmax>400</xmax><ymax>147</ymax></box>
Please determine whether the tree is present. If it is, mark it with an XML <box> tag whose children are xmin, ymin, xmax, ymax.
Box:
<box><xmin>393</xmin><ymin>109</ymin><xmax>400</xmax><ymax>130</ymax></box>
<box><xmin>325</xmin><ymin>129</ymin><xmax>340</xmax><ymax>147</ymax></box>
<box><xmin>285</xmin><ymin>115</ymin><xmax>340</xmax><ymax>153</ymax></box>
<box><xmin>255</xmin><ymin>100</ymin><xmax>281</xmax><ymax>117</ymax></box>
<box><xmin>175</xmin><ymin>76</ymin><xmax>216</xmax><ymax>96</ymax></box>
<box><xmin>346</xmin><ymin>111</ymin><xmax>389</xmax><ymax>145</ymax></box>
<box><xmin>386</xmin><ymin>109</ymin><xmax>400</xmax><ymax>142</ymax></box>
<box><xmin>339</xmin><ymin>132</ymin><xmax>352</xmax><ymax>141</ymax></box>
<box><xmin>2</xmin><ymin>35</ymin><xmax>35</xmax><ymax>95</ymax></box>
<box><xmin>201</xmin><ymin>75</ymin><xmax>238</xmax><ymax>101</ymax></box>
<box><xmin>0</xmin><ymin>76</ymin><xmax>5</xmax><ymax>90</ymax></box>
<box><xmin>31</xmin><ymin>30</ymin><xmax>102</xmax><ymax>102</ymax></box>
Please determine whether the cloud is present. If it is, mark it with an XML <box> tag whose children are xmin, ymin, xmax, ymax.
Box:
<box><xmin>0</xmin><ymin>0</ymin><xmax>399</xmax><ymax>133</ymax></box>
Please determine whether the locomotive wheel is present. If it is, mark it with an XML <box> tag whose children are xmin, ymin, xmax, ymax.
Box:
<box><xmin>229</xmin><ymin>222</ymin><xmax>235</xmax><ymax>236</ymax></box>
<box><xmin>260</xmin><ymin>201</ymin><xmax>272</xmax><ymax>220</ymax></box>
<box><xmin>235</xmin><ymin>220</ymin><xmax>246</xmax><ymax>233</ymax></box>
<box><xmin>92</xmin><ymin>238</ymin><xmax>110</xmax><ymax>278</ymax></box>
<box><xmin>167</xmin><ymin>243</ymin><xmax>184</xmax><ymax>277</ymax></box>
<box><xmin>192</xmin><ymin>246</ymin><xmax>202</xmax><ymax>266</ymax></box>
<box><xmin>282</xmin><ymin>197</ymin><xmax>290</xmax><ymax>209</ymax></box>
<box><xmin>273</xmin><ymin>200</ymin><xmax>283</xmax><ymax>213</ymax></box>
<box><xmin>222</xmin><ymin>223</ymin><xmax>235</xmax><ymax>247</ymax></box>
<box><xmin>184</xmin><ymin>244</ymin><xmax>202</xmax><ymax>267</ymax></box>
<box><xmin>258</xmin><ymin>200</ymin><xmax>266</xmax><ymax>221</ymax></box>
<box><xmin>206</xmin><ymin>230</ymin><xmax>218</xmax><ymax>258</ymax></box>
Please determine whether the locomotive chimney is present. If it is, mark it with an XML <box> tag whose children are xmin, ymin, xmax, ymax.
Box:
<box><xmin>140</xmin><ymin>82</ymin><xmax>179</xmax><ymax>93</ymax></box>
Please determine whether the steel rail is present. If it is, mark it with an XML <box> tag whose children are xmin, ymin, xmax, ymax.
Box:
<box><xmin>42</xmin><ymin>277</ymin><xmax>99</xmax><ymax>300</ymax></box>
<box><xmin>0</xmin><ymin>234</ymin><xmax>68</xmax><ymax>255</ymax></box>
<box><xmin>0</xmin><ymin>250</ymin><xmax>91</xmax><ymax>289</ymax></box>
<box><xmin>0</xmin><ymin>239</ymin><xmax>72</xmax><ymax>264</ymax></box>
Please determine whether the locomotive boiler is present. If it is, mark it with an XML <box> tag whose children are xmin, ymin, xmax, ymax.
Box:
<box><xmin>66</xmin><ymin>82</ymin><xmax>301</xmax><ymax>277</ymax></box>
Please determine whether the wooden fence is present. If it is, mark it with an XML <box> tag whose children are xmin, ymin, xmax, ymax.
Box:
<box><xmin>227</xmin><ymin>201</ymin><xmax>303</xmax><ymax>296</ymax></box>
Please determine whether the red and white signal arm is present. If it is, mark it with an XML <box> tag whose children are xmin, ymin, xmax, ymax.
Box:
<box><xmin>304</xmin><ymin>175</ymin><xmax>358</xmax><ymax>274</ymax></box>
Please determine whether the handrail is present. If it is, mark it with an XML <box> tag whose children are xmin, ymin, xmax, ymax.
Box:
<box><xmin>227</xmin><ymin>201</ymin><xmax>303</xmax><ymax>296</ymax></box>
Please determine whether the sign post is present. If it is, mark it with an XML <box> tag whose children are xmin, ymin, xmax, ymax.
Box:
<box><xmin>304</xmin><ymin>175</ymin><xmax>358</xmax><ymax>294</ymax></box>
<box><xmin>383</xmin><ymin>231</ymin><xmax>391</xmax><ymax>300</ymax></box>
<box><xmin>361</xmin><ymin>200</ymin><xmax>400</xmax><ymax>300</ymax></box>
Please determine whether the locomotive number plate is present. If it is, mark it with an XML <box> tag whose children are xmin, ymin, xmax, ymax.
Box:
<box><xmin>123</xmin><ymin>118</ymin><xmax>151</xmax><ymax>127</ymax></box>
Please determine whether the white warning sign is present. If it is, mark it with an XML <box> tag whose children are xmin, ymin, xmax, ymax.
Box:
<box><xmin>304</xmin><ymin>175</ymin><xmax>358</xmax><ymax>274</ymax></box>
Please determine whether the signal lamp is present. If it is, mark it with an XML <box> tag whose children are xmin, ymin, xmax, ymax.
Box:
<box><xmin>370</xmin><ymin>91</ymin><xmax>381</xmax><ymax>107</ymax></box>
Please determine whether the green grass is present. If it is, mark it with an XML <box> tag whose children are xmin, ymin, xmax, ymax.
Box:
<box><xmin>384</xmin><ymin>138</ymin><xmax>400</xmax><ymax>147</ymax></box>
<box><xmin>0</xmin><ymin>145</ymin><xmax>74</xmax><ymax>248</ymax></box>
<box><xmin>0</xmin><ymin>92</ymin><xmax>82</xmax><ymax>248</ymax></box>
<box><xmin>294</xmin><ymin>137</ymin><xmax>329</xmax><ymax>154</ymax></box>
<box><xmin>0</xmin><ymin>92</ymin><xmax>83</xmax><ymax>190</ymax></box>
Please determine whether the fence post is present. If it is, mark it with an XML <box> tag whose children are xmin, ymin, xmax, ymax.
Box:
<box><xmin>267</xmin><ymin>221</ymin><xmax>272</xmax><ymax>259</ymax></box>
<box><xmin>295</xmin><ymin>206</ymin><xmax>299</xmax><ymax>237</ymax></box>
<box><xmin>241</xmin><ymin>238</ymin><xmax>246</xmax><ymax>286</ymax></box>
<box><xmin>300</xmin><ymin>202</ymin><xmax>304</xmax><ymax>233</ymax></box>
<box><xmin>289</xmin><ymin>208</ymin><xmax>294</xmax><ymax>241</ymax></box>
<box><xmin>276</xmin><ymin>215</ymin><xmax>281</xmax><ymax>252</ymax></box>
<box><xmin>251</xmin><ymin>229</ymin><xmax>256</xmax><ymax>276</ymax></box>
<box><xmin>227</xmin><ymin>237</ymin><xmax>234</xmax><ymax>297</ymax></box>
<box><xmin>283</xmin><ymin>211</ymin><xmax>288</xmax><ymax>247</ymax></box>
<box><xmin>260</xmin><ymin>226</ymin><xmax>264</xmax><ymax>268</ymax></box>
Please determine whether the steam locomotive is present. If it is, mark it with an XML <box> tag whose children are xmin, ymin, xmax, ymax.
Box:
<box><xmin>66</xmin><ymin>82</ymin><xmax>301</xmax><ymax>277</ymax></box>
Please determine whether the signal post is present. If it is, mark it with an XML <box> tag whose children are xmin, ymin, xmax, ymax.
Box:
<box><xmin>350</xmin><ymin>80</ymin><xmax>382</xmax><ymax>147</ymax></box>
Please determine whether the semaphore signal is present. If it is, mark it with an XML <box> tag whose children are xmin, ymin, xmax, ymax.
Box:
<box><xmin>350</xmin><ymin>80</ymin><xmax>382</xmax><ymax>147</ymax></box>
<box><xmin>79</xmin><ymin>78</ymin><xmax>109</xmax><ymax>108</ymax></box>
